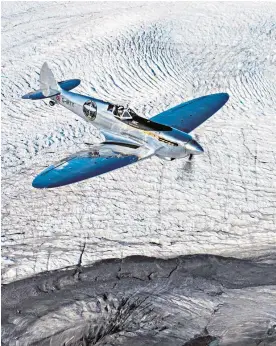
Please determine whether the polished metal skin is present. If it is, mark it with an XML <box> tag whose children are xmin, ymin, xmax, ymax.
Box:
<box><xmin>23</xmin><ymin>63</ymin><xmax>229</xmax><ymax>188</ymax></box>
<box><xmin>55</xmin><ymin>89</ymin><xmax>203</xmax><ymax>160</ymax></box>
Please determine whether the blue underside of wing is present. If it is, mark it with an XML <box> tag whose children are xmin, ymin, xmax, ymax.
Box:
<box><xmin>58</xmin><ymin>79</ymin><xmax>81</xmax><ymax>91</ymax></box>
<box><xmin>22</xmin><ymin>90</ymin><xmax>59</xmax><ymax>100</ymax></box>
<box><xmin>150</xmin><ymin>93</ymin><xmax>229</xmax><ymax>133</ymax></box>
<box><xmin>32</xmin><ymin>155</ymin><xmax>138</xmax><ymax>188</ymax></box>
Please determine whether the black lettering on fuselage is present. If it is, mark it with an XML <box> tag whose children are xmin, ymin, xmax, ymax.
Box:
<box><xmin>61</xmin><ymin>97</ymin><xmax>74</xmax><ymax>107</ymax></box>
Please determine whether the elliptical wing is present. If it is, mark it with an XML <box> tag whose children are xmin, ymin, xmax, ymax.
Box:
<box><xmin>150</xmin><ymin>93</ymin><xmax>229</xmax><ymax>133</ymax></box>
<box><xmin>32</xmin><ymin>142</ymin><xmax>154</xmax><ymax>188</ymax></box>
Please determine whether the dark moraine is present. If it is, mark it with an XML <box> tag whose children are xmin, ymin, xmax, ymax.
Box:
<box><xmin>2</xmin><ymin>254</ymin><xmax>276</xmax><ymax>346</ymax></box>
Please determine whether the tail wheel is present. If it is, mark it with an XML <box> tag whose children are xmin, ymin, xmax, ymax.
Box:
<box><xmin>49</xmin><ymin>100</ymin><xmax>56</xmax><ymax>106</ymax></box>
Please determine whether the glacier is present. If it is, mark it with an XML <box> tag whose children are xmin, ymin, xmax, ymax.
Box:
<box><xmin>1</xmin><ymin>2</ymin><xmax>276</xmax><ymax>345</ymax></box>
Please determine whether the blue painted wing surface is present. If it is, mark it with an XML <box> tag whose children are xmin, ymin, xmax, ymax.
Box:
<box><xmin>32</xmin><ymin>143</ymin><xmax>143</xmax><ymax>188</ymax></box>
<box><xmin>58</xmin><ymin>79</ymin><xmax>81</xmax><ymax>91</ymax></box>
<box><xmin>22</xmin><ymin>89</ymin><xmax>59</xmax><ymax>100</ymax></box>
<box><xmin>22</xmin><ymin>79</ymin><xmax>81</xmax><ymax>100</ymax></box>
<box><xmin>150</xmin><ymin>93</ymin><xmax>229</xmax><ymax>133</ymax></box>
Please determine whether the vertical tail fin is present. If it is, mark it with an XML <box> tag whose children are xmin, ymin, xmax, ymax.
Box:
<box><xmin>39</xmin><ymin>62</ymin><xmax>60</xmax><ymax>97</ymax></box>
<box><xmin>22</xmin><ymin>63</ymin><xmax>81</xmax><ymax>100</ymax></box>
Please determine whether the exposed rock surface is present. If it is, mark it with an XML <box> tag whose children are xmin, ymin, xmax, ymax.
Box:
<box><xmin>2</xmin><ymin>255</ymin><xmax>276</xmax><ymax>345</ymax></box>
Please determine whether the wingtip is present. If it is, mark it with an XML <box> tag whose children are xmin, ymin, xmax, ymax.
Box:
<box><xmin>222</xmin><ymin>92</ymin><xmax>230</xmax><ymax>101</ymax></box>
<box><xmin>212</xmin><ymin>92</ymin><xmax>229</xmax><ymax>105</ymax></box>
<box><xmin>32</xmin><ymin>176</ymin><xmax>44</xmax><ymax>189</ymax></box>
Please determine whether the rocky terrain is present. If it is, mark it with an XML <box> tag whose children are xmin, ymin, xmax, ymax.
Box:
<box><xmin>2</xmin><ymin>254</ymin><xmax>276</xmax><ymax>345</ymax></box>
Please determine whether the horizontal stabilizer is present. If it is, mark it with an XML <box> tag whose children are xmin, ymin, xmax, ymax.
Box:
<box><xmin>59</xmin><ymin>79</ymin><xmax>81</xmax><ymax>91</ymax></box>
<box><xmin>22</xmin><ymin>79</ymin><xmax>81</xmax><ymax>100</ymax></box>
<box><xmin>22</xmin><ymin>89</ymin><xmax>59</xmax><ymax>100</ymax></box>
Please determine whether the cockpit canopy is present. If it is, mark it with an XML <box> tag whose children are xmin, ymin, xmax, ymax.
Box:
<box><xmin>107</xmin><ymin>103</ymin><xmax>172</xmax><ymax>131</ymax></box>
<box><xmin>107</xmin><ymin>104</ymin><xmax>133</xmax><ymax>120</ymax></box>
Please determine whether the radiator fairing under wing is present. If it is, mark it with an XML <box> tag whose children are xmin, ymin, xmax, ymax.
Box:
<box><xmin>150</xmin><ymin>93</ymin><xmax>229</xmax><ymax>133</ymax></box>
<box><xmin>32</xmin><ymin>143</ymin><xmax>151</xmax><ymax>188</ymax></box>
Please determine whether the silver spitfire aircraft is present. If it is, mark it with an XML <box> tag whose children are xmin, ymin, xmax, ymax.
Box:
<box><xmin>23</xmin><ymin>63</ymin><xmax>229</xmax><ymax>188</ymax></box>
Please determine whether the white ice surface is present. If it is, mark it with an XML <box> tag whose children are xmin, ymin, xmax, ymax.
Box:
<box><xmin>1</xmin><ymin>2</ymin><xmax>276</xmax><ymax>283</ymax></box>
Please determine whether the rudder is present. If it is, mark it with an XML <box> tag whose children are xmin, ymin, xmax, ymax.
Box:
<box><xmin>22</xmin><ymin>63</ymin><xmax>81</xmax><ymax>100</ymax></box>
<box><xmin>39</xmin><ymin>62</ymin><xmax>60</xmax><ymax>97</ymax></box>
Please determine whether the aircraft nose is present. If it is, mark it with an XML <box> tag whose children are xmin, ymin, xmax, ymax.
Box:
<box><xmin>185</xmin><ymin>139</ymin><xmax>204</xmax><ymax>155</ymax></box>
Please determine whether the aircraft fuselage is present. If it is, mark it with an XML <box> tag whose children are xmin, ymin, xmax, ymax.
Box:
<box><xmin>53</xmin><ymin>89</ymin><xmax>204</xmax><ymax>159</ymax></box>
